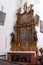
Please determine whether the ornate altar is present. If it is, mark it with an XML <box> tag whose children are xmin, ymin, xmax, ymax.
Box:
<box><xmin>7</xmin><ymin>4</ymin><xmax>38</xmax><ymax>65</ymax></box>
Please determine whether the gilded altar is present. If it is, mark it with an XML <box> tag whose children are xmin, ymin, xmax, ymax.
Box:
<box><xmin>7</xmin><ymin>4</ymin><xmax>38</xmax><ymax>65</ymax></box>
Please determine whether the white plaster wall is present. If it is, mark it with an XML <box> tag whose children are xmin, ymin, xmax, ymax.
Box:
<box><xmin>0</xmin><ymin>0</ymin><xmax>21</xmax><ymax>55</ymax></box>
<box><xmin>38</xmin><ymin>0</ymin><xmax>43</xmax><ymax>48</ymax></box>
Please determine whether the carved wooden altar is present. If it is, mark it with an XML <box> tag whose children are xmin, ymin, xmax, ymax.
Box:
<box><xmin>7</xmin><ymin>4</ymin><xmax>38</xmax><ymax>64</ymax></box>
<box><xmin>10</xmin><ymin>4</ymin><xmax>38</xmax><ymax>52</ymax></box>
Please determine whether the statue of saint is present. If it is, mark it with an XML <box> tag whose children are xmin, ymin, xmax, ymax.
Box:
<box><xmin>10</xmin><ymin>32</ymin><xmax>15</xmax><ymax>43</ymax></box>
<box><xmin>33</xmin><ymin>31</ymin><xmax>38</xmax><ymax>41</ymax></box>
<box><xmin>23</xmin><ymin>2</ymin><xmax>27</xmax><ymax>12</ymax></box>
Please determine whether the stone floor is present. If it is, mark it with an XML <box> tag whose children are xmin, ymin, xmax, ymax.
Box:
<box><xmin>0</xmin><ymin>59</ymin><xmax>20</xmax><ymax>65</ymax></box>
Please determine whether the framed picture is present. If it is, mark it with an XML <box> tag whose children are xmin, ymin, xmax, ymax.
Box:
<box><xmin>0</xmin><ymin>11</ymin><xmax>6</xmax><ymax>25</ymax></box>
<box><xmin>20</xmin><ymin>28</ymin><xmax>30</xmax><ymax>42</ymax></box>
<box><xmin>20</xmin><ymin>16</ymin><xmax>28</xmax><ymax>24</ymax></box>
<box><xmin>40</xmin><ymin>21</ymin><xmax>43</xmax><ymax>33</ymax></box>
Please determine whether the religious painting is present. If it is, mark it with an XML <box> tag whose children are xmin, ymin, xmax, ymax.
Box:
<box><xmin>40</xmin><ymin>21</ymin><xmax>43</xmax><ymax>33</ymax></box>
<box><xmin>21</xmin><ymin>16</ymin><xmax>28</xmax><ymax>24</ymax></box>
<box><xmin>0</xmin><ymin>11</ymin><xmax>6</xmax><ymax>25</ymax></box>
<box><xmin>20</xmin><ymin>28</ymin><xmax>30</xmax><ymax>42</ymax></box>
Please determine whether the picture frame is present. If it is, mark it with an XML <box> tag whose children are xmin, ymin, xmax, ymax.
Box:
<box><xmin>0</xmin><ymin>11</ymin><xmax>6</xmax><ymax>25</ymax></box>
<box><xmin>20</xmin><ymin>28</ymin><xmax>30</xmax><ymax>42</ymax></box>
<box><xmin>40</xmin><ymin>21</ymin><xmax>43</xmax><ymax>33</ymax></box>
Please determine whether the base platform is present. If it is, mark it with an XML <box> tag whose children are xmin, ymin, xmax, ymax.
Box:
<box><xmin>7</xmin><ymin>51</ymin><xmax>37</xmax><ymax>65</ymax></box>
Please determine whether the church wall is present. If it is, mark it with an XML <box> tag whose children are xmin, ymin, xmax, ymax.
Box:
<box><xmin>0</xmin><ymin>0</ymin><xmax>21</xmax><ymax>55</ymax></box>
